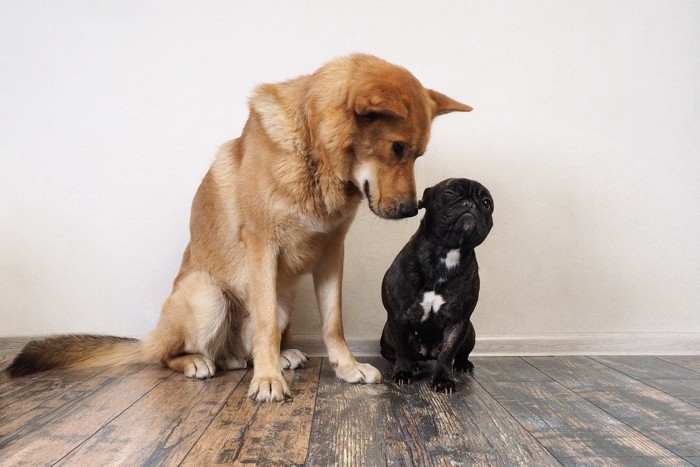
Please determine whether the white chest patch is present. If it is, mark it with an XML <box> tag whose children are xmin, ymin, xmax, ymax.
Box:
<box><xmin>442</xmin><ymin>249</ymin><xmax>461</xmax><ymax>269</ymax></box>
<box><xmin>420</xmin><ymin>291</ymin><xmax>445</xmax><ymax>322</ymax></box>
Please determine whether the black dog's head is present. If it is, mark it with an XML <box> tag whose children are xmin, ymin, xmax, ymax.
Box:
<box><xmin>418</xmin><ymin>178</ymin><xmax>494</xmax><ymax>248</ymax></box>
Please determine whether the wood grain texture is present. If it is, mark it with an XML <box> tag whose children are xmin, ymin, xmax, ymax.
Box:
<box><xmin>0</xmin><ymin>353</ymin><xmax>697</xmax><ymax>466</ymax></box>
<box><xmin>181</xmin><ymin>357</ymin><xmax>321</xmax><ymax>466</ymax></box>
<box><xmin>308</xmin><ymin>357</ymin><xmax>559</xmax><ymax>466</ymax></box>
<box><xmin>557</xmin><ymin>456</ymin><xmax>694</xmax><ymax>466</ymax></box>
<box><xmin>480</xmin><ymin>380</ymin><xmax>678</xmax><ymax>460</ymax></box>
<box><xmin>0</xmin><ymin>363</ymin><xmax>171</xmax><ymax>466</ymax></box>
<box><xmin>306</xmin><ymin>357</ymin><xmax>433</xmax><ymax>466</ymax></box>
<box><xmin>406</xmin><ymin>360</ymin><xmax>560</xmax><ymax>466</ymax></box>
<box><xmin>657</xmin><ymin>356</ymin><xmax>700</xmax><ymax>374</ymax></box>
<box><xmin>591</xmin><ymin>356</ymin><xmax>700</xmax><ymax>381</ymax></box>
<box><xmin>56</xmin><ymin>366</ymin><xmax>246</xmax><ymax>465</ymax></box>
<box><xmin>524</xmin><ymin>356</ymin><xmax>647</xmax><ymax>391</ymax></box>
<box><xmin>643</xmin><ymin>379</ymin><xmax>700</xmax><ymax>407</ymax></box>
<box><xmin>524</xmin><ymin>356</ymin><xmax>700</xmax><ymax>462</ymax></box>
<box><xmin>0</xmin><ymin>365</ymin><xmax>108</xmax><ymax>413</ymax></box>
<box><xmin>470</xmin><ymin>356</ymin><xmax>553</xmax><ymax>382</ymax></box>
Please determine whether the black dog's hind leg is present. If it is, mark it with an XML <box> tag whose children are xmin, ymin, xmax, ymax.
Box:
<box><xmin>454</xmin><ymin>321</ymin><xmax>476</xmax><ymax>373</ymax></box>
<box><xmin>380</xmin><ymin>322</ymin><xmax>395</xmax><ymax>363</ymax></box>
<box><xmin>432</xmin><ymin>322</ymin><xmax>470</xmax><ymax>393</ymax></box>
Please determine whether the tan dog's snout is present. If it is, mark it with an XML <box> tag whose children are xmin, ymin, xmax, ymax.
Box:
<box><xmin>377</xmin><ymin>196</ymin><xmax>419</xmax><ymax>220</ymax></box>
<box><xmin>395</xmin><ymin>199</ymin><xmax>419</xmax><ymax>219</ymax></box>
<box><xmin>356</xmin><ymin>162</ymin><xmax>419</xmax><ymax>219</ymax></box>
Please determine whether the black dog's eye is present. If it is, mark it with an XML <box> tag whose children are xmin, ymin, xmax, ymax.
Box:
<box><xmin>392</xmin><ymin>141</ymin><xmax>406</xmax><ymax>159</ymax></box>
<box><xmin>481</xmin><ymin>198</ymin><xmax>493</xmax><ymax>210</ymax></box>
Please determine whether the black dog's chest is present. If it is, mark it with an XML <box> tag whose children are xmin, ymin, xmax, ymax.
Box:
<box><xmin>407</xmin><ymin>311</ymin><xmax>449</xmax><ymax>360</ymax></box>
<box><xmin>404</xmin><ymin>283</ymin><xmax>459</xmax><ymax>360</ymax></box>
<box><xmin>404</xmin><ymin>252</ymin><xmax>478</xmax><ymax>360</ymax></box>
<box><xmin>408</xmin><ymin>252</ymin><xmax>473</xmax><ymax>324</ymax></box>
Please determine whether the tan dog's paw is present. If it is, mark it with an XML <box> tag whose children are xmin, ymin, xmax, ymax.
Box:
<box><xmin>182</xmin><ymin>355</ymin><xmax>216</xmax><ymax>379</ymax></box>
<box><xmin>335</xmin><ymin>361</ymin><xmax>383</xmax><ymax>384</ymax></box>
<box><xmin>218</xmin><ymin>356</ymin><xmax>247</xmax><ymax>370</ymax></box>
<box><xmin>247</xmin><ymin>373</ymin><xmax>291</xmax><ymax>402</ymax></box>
<box><xmin>280</xmin><ymin>349</ymin><xmax>308</xmax><ymax>370</ymax></box>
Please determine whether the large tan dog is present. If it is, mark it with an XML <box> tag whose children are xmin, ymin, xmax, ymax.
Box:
<box><xmin>8</xmin><ymin>54</ymin><xmax>472</xmax><ymax>402</ymax></box>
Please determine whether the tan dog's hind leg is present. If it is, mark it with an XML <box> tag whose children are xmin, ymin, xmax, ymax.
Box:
<box><xmin>145</xmin><ymin>271</ymin><xmax>234</xmax><ymax>380</ymax></box>
<box><xmin>314</xmin><ymin>233</ymin><xmax>382</xmax><ymax>384</ymax></box>
<box><xmin>242</xmin><ymin>229</ymin><xmax>290</xmax><ymax>402</ymax></box>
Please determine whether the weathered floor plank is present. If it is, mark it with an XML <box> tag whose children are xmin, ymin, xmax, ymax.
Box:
<box><xmin>406</xmin><ymin>359</ymin><xmax>560</xmax><ymax>466</ymax></box>
<box><xmin>523</xmin><ymin>356</ymin><xmax>646</xmax><ymax>391</ymax></box>
<box><xmin>0</xmin><ymin>364</ymin><xmax>109</xmax><ymax>414</ymax></box>
<box><xmin>56</xmin><ymin>366</ymin><xmax>247</xmax><ymax>466</ymax></box>
<box><xmin>591</xmin><ymin>356</ymin><xmax>700</xmax><ymax>381</ymax></box>
<box><xmin>480</xmin><ymin>379</ymin><xmax>680</xmax><ymax>461</ymax></box>
<box><xmin>656</xmin><ymin>356</ymin><xmax>700</xmax><ymax>374</ymax></box>
<box><xmin>0</xmin><ymin>363</ymin><xmax>172</xmax><ymax>466</ymax></box>
<box><xmin>527</xmin><ymin>355</ymin><xmax>700</xmax><ymax>463</ymax></box>
<box><xmin>308</xmin><ymin>357</ymin><xmax>560</xmax><ymax>466</ymax></box>
<box><xmin>0</xmin><ymin>354</ymin><xmax>697</xmax><ymax>466</ymax></box>
<box><xmin>642</xmin><ymin>378</ymin><xmax>700</xmax><ymax>407</ymax></box>
<box><xmin>181</xmin><ymin>357</ymin><xmax>321</xmax><ymax>466</ymax></box>
<box><xmin>557</xmin><ymin>456</ymin><xmax>694</xmax><ymax>466</ymax></box>
<box><xmin>306</xmin><ymin>357</ymin><xmax>434</xmax><ymax>466</ymax></box>
<box><xmin>471</xmin><ymin>356</ymin><xmax>553</xmax><ymax>383</ymax></box>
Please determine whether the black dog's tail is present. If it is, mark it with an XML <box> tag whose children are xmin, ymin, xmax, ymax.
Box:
<box><xmin>6</xmin><ymin>335</ymin><xmax>145</xmax><ymax>377</ymax></box>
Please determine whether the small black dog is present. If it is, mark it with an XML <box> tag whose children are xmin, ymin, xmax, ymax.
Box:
<box><xmin>380</xmin><ymin>178</ymin><xmax>494</xmax><ymax>393</ymax></box>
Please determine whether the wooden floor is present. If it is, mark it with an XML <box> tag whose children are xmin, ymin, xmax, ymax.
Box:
<box><xmin>1</xmin><ymin>354</ymin><xmax>699</xmax><ymax>466</ymax></box>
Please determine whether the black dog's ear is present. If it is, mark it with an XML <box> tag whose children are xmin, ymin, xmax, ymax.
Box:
<box><xmin>418</xmin><ymin>186</ymin><xmax>433</xmax><ymax>210</ymax></box>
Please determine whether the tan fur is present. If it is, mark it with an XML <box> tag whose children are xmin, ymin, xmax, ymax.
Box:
<box><xmin>8</xmin><ymin>54</ymin><xmax>471</xmax><ymax>402</ymax></box>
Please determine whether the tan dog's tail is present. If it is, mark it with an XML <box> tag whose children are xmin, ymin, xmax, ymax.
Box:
<box><xmin>6</xmin><ymin>335</ymin><xmax>146</xmax><ymax>377</ymax></box>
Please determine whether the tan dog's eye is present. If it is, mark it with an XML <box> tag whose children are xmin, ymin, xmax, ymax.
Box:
<box><xmin>392</xmin><ymin>141</ymin><xmax>407</xmax><ymax>159</ymax></box>
<box><xmin>360</xmin><ymin>112</ymin><xmax>383</xmax><ymax>123</ymax></box>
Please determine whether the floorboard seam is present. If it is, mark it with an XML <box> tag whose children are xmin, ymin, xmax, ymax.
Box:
<box><xmin>536</xmin><ymin>356</ymin><xmax>689</xmax><ymax>462</ymax></box>
<box><xmin>650</xmin><ymin>355</ymin><xmax>700</xmax><ymax>377</ymax></box>
<box><xmin>0</xmin><ymin>364</ymin><xmax>113</xmax><ymax>428</ymax></box>
<box><xmin>655</xmin><ymin>356</ymin><xmax>700</xmax><ymax>375</ymax></box>
<box><xmin>472</xmin><ymin>359</ymin><xmax>564</xmax><ymax>467</ymax></box>
<box><xmin>588</xmin><ymin>356</ymin><xmax>700</xmax><ymax>408</ymax></box>
<box><xmin>176</xmin><ymin>368</ymin><xmax>252</xmax><ymax>466</ymax></box>
<box><xmin>50</xmin><ymin>369</ymin><xmax>176</xmax><ymax>467</ymax></box>
<box><xmin>302</xmin><ymin>357</ymin><xmax>324</xmax><ymax>466</ymax></box>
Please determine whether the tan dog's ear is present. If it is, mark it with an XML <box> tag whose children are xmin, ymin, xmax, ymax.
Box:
<box><xmin>353</xmin><ymin>88</ymin><xmax>408</xmax><ymax>120</ymax></box>
<box><xmin>427</xmin><ymin>89</ymin><xmax>473</xmax><ymax>117</ymax></box>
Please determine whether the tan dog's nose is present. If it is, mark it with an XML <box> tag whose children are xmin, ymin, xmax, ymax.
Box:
<box><xmin>396</xmin><ymin>200</ymin><xmax>419</xmax><ymax>218</ymax></box>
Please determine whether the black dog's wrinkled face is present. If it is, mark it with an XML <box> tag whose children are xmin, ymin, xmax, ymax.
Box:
<box><xmin>418</xmin><ymin>178</ymin><xmax>494</xmax><ymax>248</ymax></box>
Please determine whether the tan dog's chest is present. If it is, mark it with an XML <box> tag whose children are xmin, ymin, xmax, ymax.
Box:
<box><xmin>274</xmin><ymin>208</ymin><xmax>357</xmax><ymax>279</ymax></box>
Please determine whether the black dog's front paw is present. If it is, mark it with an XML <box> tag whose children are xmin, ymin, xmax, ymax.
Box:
<box><xmin>454</xmin><ymin>359</ymin><xmax>474</xmax><ymax>373</ymax></box>
<box><xmin>431</xmin><ymin>376</ymin><xmax>456</xmax><ymax>394</ymax></box>
<box><xmin>393</xmin><ymin>371</ymin><xmax>413</xmax><ymax>385</ymax></box>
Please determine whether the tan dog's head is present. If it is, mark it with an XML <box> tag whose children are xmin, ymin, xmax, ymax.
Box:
<box><xmin>249</xmin><ymin>54</ymin><xmax>472</xmax><ymax>220</ymax></box>
<box><xmin>345</xmin><ymin>55</ymin><xmax>472</xmax><ymax>219</ymax></box>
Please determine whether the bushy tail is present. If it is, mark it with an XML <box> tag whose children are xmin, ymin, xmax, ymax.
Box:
<box><xmin>7</xmin><ymin>335</ymin><xmax>146</xmax><ymax>377</ymax></box>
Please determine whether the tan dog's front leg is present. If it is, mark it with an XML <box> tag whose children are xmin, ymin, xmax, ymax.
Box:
<box><xmin>243</xmin><ymin>230</ymin><xmax>289</xmax><ymax>402</ymax></box>
<box><xmin>313</xmin><ymin>233</ymin><xmax>382</xmax><ymax>385</ymax></box>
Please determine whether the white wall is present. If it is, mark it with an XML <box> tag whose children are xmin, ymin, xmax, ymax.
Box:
<box><xmin>1</xmin><ymin>1</ymin><xmax>699</xmax><ymax>351</ymax></box>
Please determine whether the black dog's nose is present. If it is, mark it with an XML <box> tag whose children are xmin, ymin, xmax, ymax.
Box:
<box><xmin>396</xmin><ymin>201</ymin><xmax>419</xmax><ymax>218</ymax></box>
